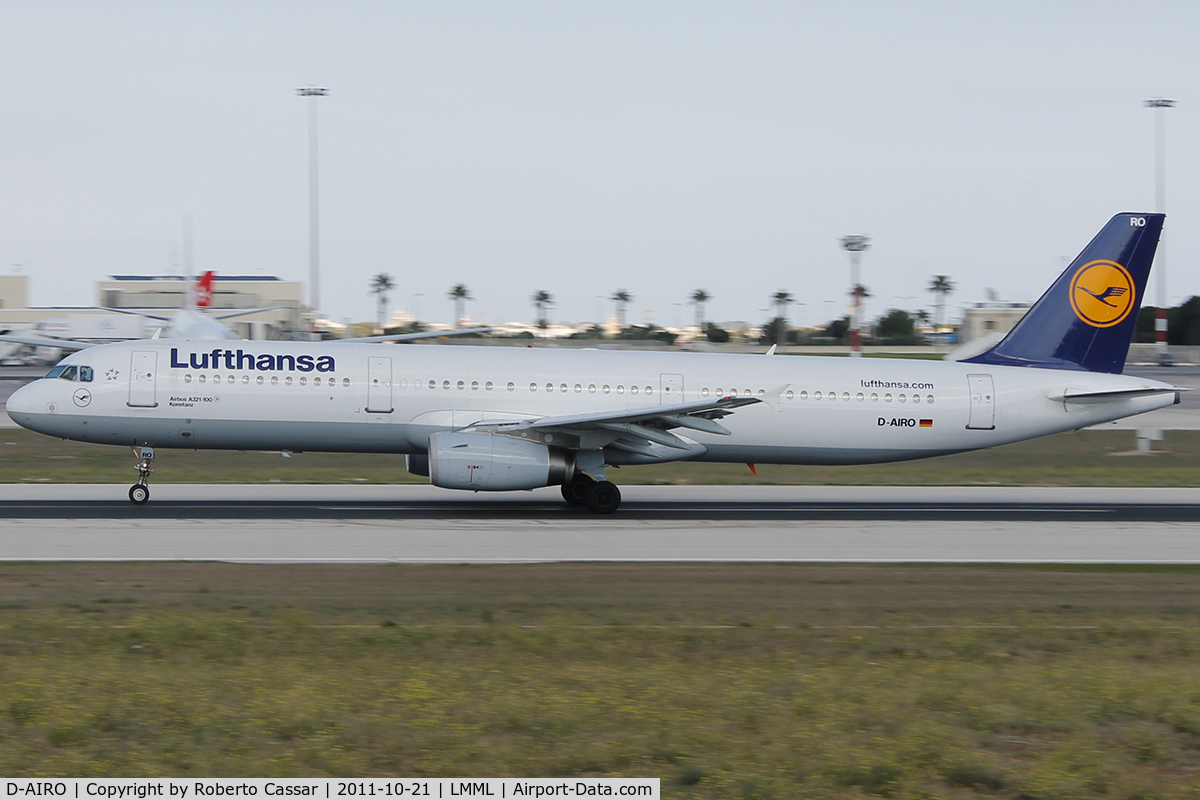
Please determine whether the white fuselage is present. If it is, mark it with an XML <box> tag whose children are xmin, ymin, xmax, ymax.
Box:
<box><xmin>5</xmin><ymin>340</ymin><xmax>1176</xmax><ymax>466</ymax></box>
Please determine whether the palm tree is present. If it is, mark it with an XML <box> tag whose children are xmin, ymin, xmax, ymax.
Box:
<box><xmin>532</xmin><ymin>290</ymin><xmax>554</xmax><ymax>331</ymax></box>
<box><xmin>369</xmin><ymin>273</ymin><xmax>395</xmax><ymax>331</ymax></box>
<box><xmin>850</xmin><ymin>285</ymin><xmax>871</xmax><ymax>341</ymax></box>
<box><xmin>611</xmin><ymin>290</ymin><xmax>633</xmax><ymax>329</ymax></box>
<box><xmin>689</xmin><ymin>289</ymin><xmax>711</xmax><ymax>328</ymax></box>
<box><xmin>448</xmin><ymin>284</ymin><xmax>472</xmax><ymax>328</ymax></box>
<box><xmin>928</xmin><ymin>275</ymin><xmax>955</xmax><ymax>327</ymax></box>
<box><xmin>771</xmin><ymin>291</ymin><xmax>793</xmax><ymax>346</ymax></box>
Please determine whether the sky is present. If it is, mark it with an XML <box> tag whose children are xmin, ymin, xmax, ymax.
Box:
<box><xmin>1</xmin><ymin>0</ymin><xmax>1198</xmax><ymax>330</ymax></box>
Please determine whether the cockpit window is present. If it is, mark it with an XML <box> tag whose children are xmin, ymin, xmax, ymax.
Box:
<box><xmin>44</xmin><ymin>365</ymin><xmax>93</xmax><ymax>381</ymax></box>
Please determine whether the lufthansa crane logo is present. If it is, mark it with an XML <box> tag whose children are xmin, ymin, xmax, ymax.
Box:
<box><xmin>1069</xmin><ymin>260</ymin><xmax>1136</xmax><ymax>328</ymax></box>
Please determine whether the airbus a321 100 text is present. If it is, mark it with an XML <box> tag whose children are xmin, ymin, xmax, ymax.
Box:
<box><xmin>5</xmin><ymin>214</ymin><xmax>1183</xmax><ymax>513</ymax></box>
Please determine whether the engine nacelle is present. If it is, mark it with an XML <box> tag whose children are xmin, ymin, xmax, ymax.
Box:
<box><xmin>427</xmin><ymin>432</ymin><xmax>574</xmax><ymax>491</ymax></box>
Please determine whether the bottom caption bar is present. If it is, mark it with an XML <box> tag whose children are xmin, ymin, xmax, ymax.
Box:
<box><xmin>2</xmin><ymin>779</ymin><xmax>659</xmax><ymax>800</ymax></box>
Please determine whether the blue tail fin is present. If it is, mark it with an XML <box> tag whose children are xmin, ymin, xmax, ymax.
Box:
<box><xmin>963</xmin><ymin>213</ymin><xmax>1163</xmax><ymax>374</ymax></box>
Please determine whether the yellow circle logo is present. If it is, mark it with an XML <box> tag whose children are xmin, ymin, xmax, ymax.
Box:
<box><xmin>1069</xmin><ymin>260</ymin><xmax>1135</xmax><ymax>328</ymax></box>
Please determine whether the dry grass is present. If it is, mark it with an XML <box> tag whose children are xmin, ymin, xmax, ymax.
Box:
<box><xmin>2</xmin><ymin>563</ymin><xmax>1200</xmax><ymax>796</ymax></box>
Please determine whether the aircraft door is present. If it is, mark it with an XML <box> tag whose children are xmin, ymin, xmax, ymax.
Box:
<box><xmin>966</xmin><ymin>373</ymin><xmax>995</xmax><ymax>430</ymax></box>
<box><xmin>366</xmin><ymin>357</ymin><xmax>393</xmax><ymax>413</ymax></box>
<box><xmin>127</xmin><ymin>351</ymin><xmax>158</xmax><ymax>408</ymax></box>
<box><xmin>659</xmin><ymin>373</ymin><xmax>684</xmax><ymax>404</ymax></box>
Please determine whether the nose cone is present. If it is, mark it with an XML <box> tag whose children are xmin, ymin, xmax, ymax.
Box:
<box><xmin>6</xmin><ymin>381</ymin><xmax>36</xmax><ymax>418</ymax></box>
<box><xmin>5</xmin><ymin>380</ymin><xmax>55</xmax><ymax>434</ymax></box>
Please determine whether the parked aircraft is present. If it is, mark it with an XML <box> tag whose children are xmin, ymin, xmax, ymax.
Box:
<box><xmin>0</xmin><ymin>271</ymin><xmax>482</xmax><ymax>353</ymax></box>
<box><xmin>5</xmin><ymin>214</ymin><xmax>1181</xmax><ymax>513</ymax></box>
<box><xmin>104</xmin><ymin>270</ymin><xmax>266</xmax><ymax>341</ymax></box>
<box><xmin>0</xmin><ymin>272</ymin><xmax>262</xmax><ymax>353</ymax></box>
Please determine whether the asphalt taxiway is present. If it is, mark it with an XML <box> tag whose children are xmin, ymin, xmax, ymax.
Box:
<box><xmin>1</xmin><ymin>485</ymin><xmax>1198</xmax><ymax>563</ymax></box>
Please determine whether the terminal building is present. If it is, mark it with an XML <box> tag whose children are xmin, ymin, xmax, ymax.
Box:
<box><xmin>959</xmin><ymin>300</ymin><xmax>1032</xmax><ymax>344</ymax></box>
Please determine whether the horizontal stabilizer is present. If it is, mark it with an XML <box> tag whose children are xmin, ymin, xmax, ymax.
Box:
<box><xmin>1054</xmin><ymin>386</ymin><xmax>1187</xmax><ymax>404</ymax></box>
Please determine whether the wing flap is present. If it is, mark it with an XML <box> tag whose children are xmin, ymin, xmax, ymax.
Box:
<box><xmin>597</xmin><ymin>422</ymin><xmax>690</xmax><ymax>450</ymax></box>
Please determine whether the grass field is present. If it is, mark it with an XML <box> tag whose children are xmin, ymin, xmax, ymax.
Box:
<box><xmin>2</xmin><ymin>427</ymin><xmax>1200</xmax><ymax>486</ymax></box>
<box><xmin>2</xmin><ymin>563</ymin><xmax>1200</xmax><ymax>797</ymax></box>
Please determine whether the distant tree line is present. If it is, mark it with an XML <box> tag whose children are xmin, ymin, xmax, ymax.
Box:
<box><xmin>369</xmin><ymin>277</ymin><xmax>948</xmax><ymax>346</ymax></box>
<box><xmin>1137</xmin><ymin>299</ymin><xmax>1200</xmax><ymax>345</ymax></box>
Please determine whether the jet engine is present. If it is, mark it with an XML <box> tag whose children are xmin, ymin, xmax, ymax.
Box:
<box><xmin>427</xmin><ymin>431</ymin><xmax>575</xmax><ymax>491</ymax></box>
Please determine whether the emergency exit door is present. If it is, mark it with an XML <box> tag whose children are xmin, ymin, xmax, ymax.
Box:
<box><xmin>659</xmin><ymin>373</ymin><xmax>683</xmax><ymax>404</ymax></box>
<box><xmin>366</xmin><ymin>357</ymin><xmax>393</xmax><ymax>413</ymax></box>
<box><xmin>966</xmin><ymin>373</ymin><xmax>995</xmax><ymax>430</ymax></box>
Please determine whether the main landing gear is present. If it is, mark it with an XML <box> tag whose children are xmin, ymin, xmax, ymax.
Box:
<box><xmin>129</xmin><ymin>446</ymin><xmax>154</xmax><ymax>505</ymax></box>
<box><xmin>561</xmin><ymin>472</ymin><xmax>622</xmax><ymax>514</ymax></box>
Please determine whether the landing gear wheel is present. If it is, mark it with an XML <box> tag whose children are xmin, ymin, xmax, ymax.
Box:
<box><xmin>561</xmin><ymin>474</ymin><xmax>596</xmax><ymax>506</ymax></box>
<box><xmin>585</xmin><ymin>481</ymin><xmax>621</xmax><ymax>514</ymax></box>
<box><xmin>129</xmin><ymin>446</ymin><xmax>154</xmax><ymax>505</ymax></box>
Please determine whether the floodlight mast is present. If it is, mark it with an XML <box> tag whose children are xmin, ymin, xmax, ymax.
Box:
<box><xmin>1144</xmin><ymin>97</ymin><xmax>1175</xmax><ymax>363</ymax></box>
<box><xmin>297</xmin><ymin>86</ymin><xmax>329</xmax><ymax>320</ymax></box>
<box><xmin>840</xmin><ymin>234</ymin><xmax>871</xmax><ymax>358</ymax></box>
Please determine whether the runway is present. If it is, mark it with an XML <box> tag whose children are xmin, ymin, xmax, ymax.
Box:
<box><xmin>2</xmin><ymin>485</ymin><xmax>1199</xmax><ymax>563</ymax></box>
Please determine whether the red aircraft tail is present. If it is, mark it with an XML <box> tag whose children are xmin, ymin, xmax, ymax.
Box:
<box><xmin>194</xmin><ymin>271</ymin><xmax>215</xmax><ymax>308</ymax></box>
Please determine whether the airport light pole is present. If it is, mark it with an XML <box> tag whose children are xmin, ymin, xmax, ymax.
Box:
<box><xmin>297</xmin><ymin>86</ymin><xmax>329</xmax><ymax>319</ymax></box>
<box><xmin>1145</xmin><ymin>97</ymin><xmax>1175</xmax><ymax>362</ymax></box>
<box><xmin>840</xmin><ymin>234</ymin><xmax>871</xmax><ymax>357</ymax></box>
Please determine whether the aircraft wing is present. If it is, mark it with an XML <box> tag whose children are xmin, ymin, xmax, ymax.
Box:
<box><xmin>97</xmin><ymin>307</ymin><xmax>172</xmax><ymax>322</ymax></box>
<box><xmin>335</xmin><ymin>327</ymin><xmax>493</xmax><ymax>343</ymax></box>
<box><xmin>0</xmin><ymin>334</ymin><xmax>95</xmax><ymax>351</ymax></box>
<box><xmin>209</xmin><ymin>306</ymin><xmax>284</xmax><ymax>320</ymax></box>
<box><xmin>100</xmin><ymin>306</ymin><xmax>284</xmax><ymax>322</ymax></box>
<box><xmin>467</xmin><ymin>395</ymin><xmax>762</xmax><ymax>454</ymax></box>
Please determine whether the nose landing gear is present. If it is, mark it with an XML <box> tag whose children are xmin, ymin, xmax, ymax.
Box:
<box><xmin>129</xmin><ymin>446</ymin><xmax>154</xmax><ymax>505</ymax></box>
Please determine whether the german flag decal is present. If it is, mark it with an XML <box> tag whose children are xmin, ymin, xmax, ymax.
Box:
<box><xmin>919</xmin><ymin>419</ymin><xmax>933</xmax><ymax>428</ymax></box>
